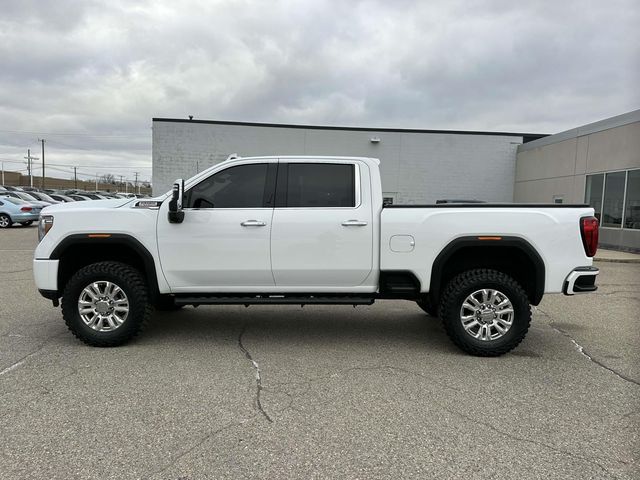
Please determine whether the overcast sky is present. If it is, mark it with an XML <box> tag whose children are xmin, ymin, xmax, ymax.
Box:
<box><xmin>1</xmin><ymin>0</ymin><xmax>638</xmax><ymax>183</ymax></box>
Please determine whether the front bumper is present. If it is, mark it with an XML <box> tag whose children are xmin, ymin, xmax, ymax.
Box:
<box><xmin>563</xmin><ymin>266</ymin><xmax>599</xmax><ymax>295</ymax></box>
<box><xmin>33</xmin><ymin>258</ymin><xmax>59</xmax><ymax>292</ymax></box>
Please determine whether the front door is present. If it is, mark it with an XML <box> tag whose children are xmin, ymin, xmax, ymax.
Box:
<box><xmin>270</xmin><ymin>161</ymin><xmax>374</xmax><ymax>288</ymax></box>
<box><xmin>157</xmin><ymin>161</ymin><xmax>276</xmax><ymax>292</ymax></box>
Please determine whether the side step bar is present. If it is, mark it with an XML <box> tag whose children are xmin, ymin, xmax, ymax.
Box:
<box><xmin>174</xmin><ymin>294</ymin><xmax>375</xmax><ymax>307</ymax></box>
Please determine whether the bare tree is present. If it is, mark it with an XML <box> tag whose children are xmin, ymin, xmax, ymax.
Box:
<box><xmin>99</xmin><ymin>173</ymin><xmax>116</xmax><ymax>184</ymax></box>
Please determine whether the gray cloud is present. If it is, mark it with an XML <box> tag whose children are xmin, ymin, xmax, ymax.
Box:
<box><xmin>0</xmin><ymin>0</ymin><xmax>638</xmax><ymax>183</ymax></box>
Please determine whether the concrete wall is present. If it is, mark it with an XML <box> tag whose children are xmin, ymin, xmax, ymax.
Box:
<box><xmin>515</xmin><ymin>110</ymin><xmax>640</xmax><ymax>251</ymax></box>
<box><xmin>152</xmin><ymin>120</ymin><xmax>524</xmax><ymax>205</ymax></box>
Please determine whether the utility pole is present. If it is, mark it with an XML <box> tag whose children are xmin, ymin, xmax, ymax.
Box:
<box><xmin>38</xmin><ymin>138</ymin><xmax>46</xmax><ymax>189</ymax></box>
<box><xmin>73</xmin><ymin>167</ymin><xmax>78</xmax><ymax>189</ymax></box>
<box><xmin>134</xmin><ymin>172</ymin><xmax>139</xmax><ymax>195</ymax></box>
<box><xmin>24</xmin><ymin>149</ymin><xmax>38</xmax><ymax>188</ymax></box>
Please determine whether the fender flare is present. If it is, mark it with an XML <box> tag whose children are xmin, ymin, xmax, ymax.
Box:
<box><xmin>50</xmin><ymin>233</ymin><xmax>160</xmax><ymax>299</ymax></box>
<box><xmin>429</xmin><ymin>236</ymin><xmax>545</xmax><ymax>305</ymax></box>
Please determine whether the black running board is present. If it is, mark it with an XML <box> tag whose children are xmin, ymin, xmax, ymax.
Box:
<box><xmin>174</xmin><ymin>294</ymin><xmax>375</xmax><ymax>307</ymax></box>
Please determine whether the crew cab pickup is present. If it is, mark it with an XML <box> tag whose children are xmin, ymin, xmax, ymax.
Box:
<box><xmin>34</xmin><ymin>156</ymin><xmax>600</xmax><ymax>356</ymax></box>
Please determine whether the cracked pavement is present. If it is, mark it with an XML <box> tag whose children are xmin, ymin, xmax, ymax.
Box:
<box><xmin>1</xmin><ymin>227</ymin><xmax>638</xmax><ymax>479</ymax></box>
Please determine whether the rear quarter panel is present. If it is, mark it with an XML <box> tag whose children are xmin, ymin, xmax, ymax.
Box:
<box><xmin>380</xmin><ymin>207</ymin><xmax>594</xmax><ymax>293</ymax></box>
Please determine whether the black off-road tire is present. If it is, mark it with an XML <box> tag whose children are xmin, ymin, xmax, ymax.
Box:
<box><xmin>20</xmin><ymin>221</ymin><xmax>33</xmax><ymax>226</ymax></box>
<box><xmin>62</xmin><ymin>261</ymin><xmax>152</xmax><ymax>347</ymax></box>
<box><xmin>439</xmin><ymin>269</ymin><xmax>531</xmax><ymax>357</ymax></box>
<box><xmin>416</xmin><ymin>296</ymin><xmax>438</xmax><ymax>317</ymax></box>
<box><xmin>155</xmin><ymin>295</ymin><xmax>184</xmax><ymax>311</ymax></box>
<box><xmin>0</xmin><ymin>214</ymin><xmax>12</xmax><ymax>228</ymax></box>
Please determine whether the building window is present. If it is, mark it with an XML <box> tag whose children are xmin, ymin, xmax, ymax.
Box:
<box><xmin>602</xmin><ymin>171</ymin><xmax>626</xmax><ymax>228</ymax></box>
<box><xmin>584</xmin><ymin>174</ymin><xmax>604</xmax><ymax>221</ymax></box>
<box><xmin>624</xmin><ymin>169</ymin><xmax>640</xmax><ymax>230</ymax></box>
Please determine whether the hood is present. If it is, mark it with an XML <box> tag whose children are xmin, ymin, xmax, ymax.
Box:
<box><xmin>42</xmin><ymin>197</ymin><xmax>135</xmax><ymax>214</ymax></box>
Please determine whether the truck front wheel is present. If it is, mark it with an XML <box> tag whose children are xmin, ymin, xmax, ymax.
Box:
<box><xmin>61</xmin><ymin>261</ymin><xmax>152</xmax><ymax>347</ymax></box>
<box><xmin>439</xmin><ymin>269</ymin><xmax>531</xmax><ymax>357</ymax></box>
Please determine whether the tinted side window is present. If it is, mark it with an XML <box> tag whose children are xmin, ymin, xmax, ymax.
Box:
<box><xmin>185</xmin><ymin>164</ymin><xmax>268</xmax><ymax>208</ymax></box>
<box><xmin>284</xmin><ymin>163</ymin><xmax>355</xmax><ymax>207</ymax></box>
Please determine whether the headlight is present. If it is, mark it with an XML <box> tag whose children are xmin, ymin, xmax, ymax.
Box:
<box><xmin>38</xmin><ymin>215</ymin><xmax>54</xmax><ymax>241</ymax></box>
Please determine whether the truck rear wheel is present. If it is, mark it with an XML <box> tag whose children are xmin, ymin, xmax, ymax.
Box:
<box><xmin>62</xmin><ymin>261</ymin><xmax>152</xmax><ymax>347</ymax></box>
<box><xmin>439</xmin><ymin>269</ymin><xmax>531</xmax><ymax>357</ymax></box>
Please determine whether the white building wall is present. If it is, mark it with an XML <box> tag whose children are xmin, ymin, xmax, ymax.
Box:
<box><xmin>515</xmin><ymin>110</ymin><xmax>640</xmax><ymax>251</ymax></box>
<box><xmin>152</xmin><ymin>120</ymin><xmax>524</xmax><ymax>204</ymax></box>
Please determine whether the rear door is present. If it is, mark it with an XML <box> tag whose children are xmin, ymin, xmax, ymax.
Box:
<box><xmin>270</xmin><ymin>160</ymin><xmax>374</xmax><ymax>288</ymax></box>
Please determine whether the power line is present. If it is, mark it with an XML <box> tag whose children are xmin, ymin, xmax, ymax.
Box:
<box><xmin>46</xmin><ymin>138</ymin><xmax>150</xmax><ymax>152</ymax></box>
<box><xmin>0</xmin><ymin>129</ymin><xmax>149</xmax><ymax>138</ymax></box>
<box><xmin>0</xmin><ymin>158</ymin><xmax>151</xmax><ymax>169</ymax></box>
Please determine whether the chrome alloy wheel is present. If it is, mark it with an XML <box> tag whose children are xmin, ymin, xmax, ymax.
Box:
<box><xmin>78</xmin><ymin>281</ymin><xmax>129</xmax><ymax>332</ymax></box>
<box><xmin>459</xmin><ymin>289</ymin><xmax>514</xmax><ymax>341</ymax></box>
<box><xmin>0</xmin><ymin>216</ymin><xmax>10</xmax><ymax>228</ymax></box>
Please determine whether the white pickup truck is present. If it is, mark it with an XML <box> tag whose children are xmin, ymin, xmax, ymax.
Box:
<box><xmin>34</xmin><ymin>156</ymin><xmax>600</xmax><ymax>356</ymax></box>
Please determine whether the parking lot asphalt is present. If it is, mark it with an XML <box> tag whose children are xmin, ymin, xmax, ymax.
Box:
<box><xmin>1</xmin><ymin>226</ymin><xmax>638</xmax><ymax>480</ymax></box>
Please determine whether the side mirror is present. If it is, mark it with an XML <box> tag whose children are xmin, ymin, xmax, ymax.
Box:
<box><xmin>168</xmin><ymin>179</ymin><xmax>185</xmax><ymax>224</ymax></box>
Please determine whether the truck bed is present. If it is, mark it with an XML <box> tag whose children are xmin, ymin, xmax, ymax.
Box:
<box><xmin>380</xmin><ymin>204</ymin><xmax>595</xmax><ymax>295</ymax></box>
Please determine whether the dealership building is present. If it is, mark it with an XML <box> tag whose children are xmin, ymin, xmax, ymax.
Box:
<box><xmin>152</xmin><ymin>109</ymin><xmax>640</xmax><ymax>251</ymax></box>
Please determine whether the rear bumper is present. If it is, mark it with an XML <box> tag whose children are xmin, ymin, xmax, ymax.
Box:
<box><xmin>10</xmin><ymin>212</ymin><xmax>39</xmax><ymax>222</ymax></box>
<box><xmin>33</xmin><ymin>259</ymin><xmax>59</xmax><ymax>292</ymax></box>
<box><xmin>563</xmin><ymin>266</ymin><xmax>599</xmax><ymax>295</ymax></box>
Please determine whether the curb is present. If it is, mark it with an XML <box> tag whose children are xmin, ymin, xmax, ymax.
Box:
<box><xmin>594</xmin><ymin>257</ymin><xmax>640</xmax><ymax>264</ymax></box>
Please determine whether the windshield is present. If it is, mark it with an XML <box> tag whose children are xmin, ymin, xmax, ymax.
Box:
<box><xmin>15</xmin><ymin>192</ymin><xmax>37</xmax><ymax>201</ymax></box>
<box><xmin>32</xmin><ymin>192</ymin><xmax>56</xmax><ymax>202</ymax></box>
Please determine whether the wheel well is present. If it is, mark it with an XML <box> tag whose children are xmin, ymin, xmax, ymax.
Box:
<box><xmin>430</xmin><ymin>239</ymin><xmax>545</xmax><ymax>306</ymax></box>
<box><xmin>53</xmin><ymin>236</ymin><xmax>159</xmax><ymax>300</ymax></box>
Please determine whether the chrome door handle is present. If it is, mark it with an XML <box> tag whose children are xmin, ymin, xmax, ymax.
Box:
<box><xmin>241</xmin><ymin>220</ymin><xmax>267</xmax><ymax>227</ymax></box>
<box><xmin>341</xmin><ymin>219</ymin><xmax>368</xmax><ymax>227</ymax></box>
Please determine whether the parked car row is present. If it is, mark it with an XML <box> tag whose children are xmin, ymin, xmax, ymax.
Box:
<box><xmin>0</xmin><ymin>185</ymin><xmax>146</xmax><ymax>228</ymax></box>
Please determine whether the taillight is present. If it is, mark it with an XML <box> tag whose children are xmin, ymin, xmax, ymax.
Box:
<box><xmin>580</xmin><ymin>216</ymin><xmax>599</xmax><ymax>257</ymax></box>
<box><xmin>20</xmin><ymin>206</ymin><xmax>32</xmax><ymax>212</ymax></box>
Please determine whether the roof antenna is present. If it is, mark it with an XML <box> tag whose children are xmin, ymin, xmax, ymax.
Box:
<box><xmin>188</xmin><ymin>115</ymin><xmax>193</xmax><ymax>120</ymax></box>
